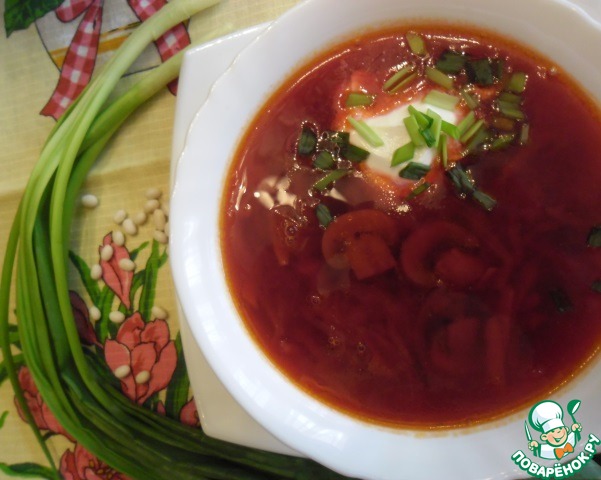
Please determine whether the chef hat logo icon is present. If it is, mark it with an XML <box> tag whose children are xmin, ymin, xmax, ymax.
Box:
<box><xmin>525</xmin><ymin>399</ymin><xmax>583</xmax><ymax>460</ymax></box>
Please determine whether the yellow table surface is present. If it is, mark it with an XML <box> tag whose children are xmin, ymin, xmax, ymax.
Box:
<box><xmin>0</xmin><ymin>1</ymin><xmax>299</xmax><ymax>477</ymax></box>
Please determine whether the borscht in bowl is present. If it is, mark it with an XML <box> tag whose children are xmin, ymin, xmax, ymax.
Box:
<box><xmin>170</xmin><ymin>0</ymin><xmax>601</xmax><ymax>478</ymax></box>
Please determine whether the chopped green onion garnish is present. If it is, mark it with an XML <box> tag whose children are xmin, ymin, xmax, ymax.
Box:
<box><xmin>460</xmin><ymin>88</ymin><xmax>479</xmax><ymax>109</ymax></box>
<box><xmin>406</xmin><ymin>32</ymin><xmax>427</xmax><ymax>56</ymax></box>
<box><xmin>550</xmin><ymin>288</ymin><xmax>573</xmax><ymax>313</ymax></box>
<box><xmin>391</xmin><ymin>142</ymin><xmax>415</xmax><ymax>166</ymax></box>
<box><xmin>490</xmin><ymin>133</ymin><xmax>516</xmax><ymax>151</ymax></box>
<box><xmin>519</xmin><ymin>123</ymin><xmax>530</xmax><ymax>145</ymax></box>
<box><xmin>465</xmin><ymin>127</ymin><xmax>489</xmax><ymax>153</ymax></box>
<box><xmin>491</xmin><ymin>116</ymin><xmax>515</xmax><ymax>131</ymax></box>
<box><xmin>426</xmin><ymin>109</ymin><xmax>442</xmax><ymax>147</ymax></box>
<box><xmin>466</xmin><ymin>58</ymin><xmax>495</xmax><ymax>86</ymax></box>
<box><xmin>460</xmin><ymin>118</ymin><xmax>485</xmax><ymax>144</ymax></box>
<box><xmin>497</xmin><ymin>100</ymin><xmax>525</xmax><ymax>120</ymax></box>
<box><xmin>425</xmin><ymin>67</ymin><xmax>454</xmax><ymax>90</ymax></box>
<box><xmin>298</xmin><ymin>128</ymin><xmax>317</xmax><ymax>155</ymax></box>
<box><xmin>408</xmin><ymin>105</ymin><xmax>432</xmax><ymax>129</ymax></box>
<box><xmin>499</xmin><ymin>92</ymin><xmax>521</xmax><ymax>104</ymax></box>
<box><xmin>472</xmin><ymin>190</ymin><xmax>497</xmax><ymax>211</ymax></box>
<box><xmin>587</xmin><ymin>226</ymin><xmax>601</xmax><ymax>247</ymax></box>
<box><xmin>423</xmin><ymin>90</ymin><xmax>460</xmax><ymax>111</ymax></box>
<box><xmin>507</xmin><ymin>72</ymin><xmax>527</xmax><ymax>93</ymax></box>
<box><xmin>383</xmin><ymin>65</ymin><xmax>415</xmax><ymax>92</ymax></box>
<box><xmin>457</xmin><ymin>111</ymin><xmax>476</xmax><ymax>136</ymax></box>
<box><xmin>313</xmin><ymin>169</ymin><xmax>350</xmax><ymax>191</ymax></box>
<box><xmin>342</xmin><ymin>142</ymin><xmax>370</xmax><ymax>162</ymax></box>
<box><xmin>408</xmin><ymin>182</ymin><xmax>431</xmax><ymax>198</ymax></box>
<box><xmin>592</xmin><ymin>280</ymin><xmax>601</xmax><ymax>293</ymax></box>
<box><xmin>492</xmin><ymin>59</ymin><xmax>505</xmax><ymax>80</ymax></box>
<box><xmin>316</xmin><ymin>203</ymin><xmax>334</xmax><ymax>228</ymax></box>
<box><xmin>441</xmin><ymin>120</ymin><xmax>460</xmax><ymax>140</ymax></box>
<box><xmin>439</xmin><ymin>133</ymin><xmax>448</xmax><ymax>168</ymax></box>
<box><xmin>403</xmin><ymin>115</ymin><xmax>426</xmax><ymax>147</ymax></box>
<box><xmin>435</xmin><ymin>50</ymin><xmax>466</xmax><ymax>74</ymax></box>
<box><xmin>389</xmin><ymin>72</ymin><xmax>418</xmax><ymax>93</ymax></box>
<box><xmin>313</xmin><ymin>150</ymin><xmax>336</xmax><ymax>169</ymax></box>
<box><xmin>420</xmin><ymin>127</ymin><xmax>437</xmax><ymax>148</ymax></box>
<box><xmin>447</xmin><ymin>164</ymin><xmax>476</xmax><ymax>196</ymax></box>
<box><xmin>346</xmin><ymin>92</ymin><xmax>375</xmax><ymax>107</ymax></box>
<box><xmin>347</xmin><ymin>117</ymin><xmax>384</xmax><ymax>147</ymax></box>
<box><xmin>399</xmin><ymin>162</ymin><xmax>430</xmax><ymax>180</ymax></box>
<box><xmin>447</xmin><ymin>165</ymin><xmax>496</xmax><ymax>210</ymax></box>
<box><xmin>326</xmin><ymin>130</ymin><xmax>350</xmax><ymax>148</ymax></box>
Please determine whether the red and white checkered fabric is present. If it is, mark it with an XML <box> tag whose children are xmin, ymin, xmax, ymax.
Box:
<box><xmin>126</xmin><ymin>0</ymin><xmax>191</xmax><ymax>94</ymax></box>
<box><xmin>41</xmin><ymin>0</ymin><xmax>191</xmax><ymax>120</ymax></box>
<box><xmin>41</xmin><ymin>0</ymin><xmax>103</xmax><ymax>119</ymax></box>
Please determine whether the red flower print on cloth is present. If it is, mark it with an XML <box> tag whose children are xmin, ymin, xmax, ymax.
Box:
<box><xmin>15</xmin><ymin>367</ymin><xmax>71</xmax><ymax>439</ymax></box>
<box><xmin>41</xmin><ymin>0</ymin><xmax>103</xmax><ymax>119</ymax></box>
<box><xmin>104</xmin><ymin>313</ymin><xmax>176</xmax><ymax>404</ymax></box>
<box><xmin>179</xmin><ymin>399</ymin><xmax>200</xmax><ymax>427</ymax></box>
<box><xmin>69</xmin><ymin>290</ymin><xmax>98</xmax><ymax>346</ymax></box>
<box><xmin>60</xmin><ymin>443</ymin><xmax>131</xmax><ymax>480</ymax></box>
<box><xmin>99</xmin><ymin>232</ymin><xmax>133</xmax><ymax>309</ymax></box>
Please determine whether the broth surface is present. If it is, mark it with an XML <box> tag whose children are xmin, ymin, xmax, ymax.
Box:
<box><xmin>220</xmin><ymin>25</ymin><xmax>601</xmax><ymax>427</ymax></box>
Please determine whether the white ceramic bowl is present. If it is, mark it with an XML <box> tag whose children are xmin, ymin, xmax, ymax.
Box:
<box><xmin>170</xmin><ymin>1</ymin><xmax>601</xmax><ymax>478</ymax></box>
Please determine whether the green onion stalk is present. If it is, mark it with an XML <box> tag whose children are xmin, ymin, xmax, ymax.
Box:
<box><xmin>0</xmin><ymin>1</ymin><xmax>351</xmax><ymax>479</ymax></box>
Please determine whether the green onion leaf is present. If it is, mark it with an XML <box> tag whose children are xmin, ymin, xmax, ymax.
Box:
<box><xmin>490</xmin><ymin>133</ymin><xmax>516</xmax><ymax>151</ymax></box>
<box><xmin>472</xmin><ymin>189</ymin><xmax>497</xmax><ymax>211</ymax></box>
<box><xmin>519</xmin><ymin>123</ymin><xmax>530</xmax><ymax>145</ymax></box>
<box><xmin>347</xmin><ymin>117</ymin><xmax>384</xmax><ymax>147</ymax></box>
<box><xmin>460</xmin><ymin>118</ymin><xmax>485</xmax><ymax>144</ymax></box>
<box><xmin>403</xmin><ymin>115</ymin><xmax>427</xmax><ymax>147</ymax></box>
<box><xmin>313</xmin><ymin>169</ymin><xmax>350</xmax><ymax>191</ymax></box>
<box><xmin>406</xmin><ymin>32</ymin><xmax>427</xmax><ymax>56</ymax></box>
<box><xmin>465</xmin><ymin>127</ymin><xmax>490</xmax><ymax>153</ymax></box>
<box><xmin>460</xmin><ymin>88</ymin><xmax>480</xmax><ymax>109</ymax></box>
<box><xmin>499</xmin><ymin>91</ymin><xmax>522</xmax><ymax>104</ymax></box>
<box><xmin>426</xmin><ymin>109</ymin><xmax>442</xmax><ymax>147</ymax></box>
<box><xmin>341</xmin><ymin>142</ymin><xmax>370</xmax><ymax>162</ymax></box>
<box><xmin>457</xmin><ymin>111</ymin><xmax>476</xmax><ymax>136</ymax></box>
<box><xmin>383</xmin><ymin>65</ymin><xmax>415</xmax><ymax>92</ymax></box>
<box><xmin>441</xmin><ymin>120</ymin><xmax>460</xmax><ymax>140</ymax></box>
<box><xmin>587</xmin><ymin>226</ymin><xmax>601</xmax><ymax>247</ymax></box>
<box><xmin>550</xmin><ymin>288</ymin><xmax>573</xmax><ymax>313</ymax></box>
<box><xmin>408</xmin><ymin>105</ymin><xmax>432</xmax><ymax>129</ymax></box>
<box><xmin>346</xmin><ymin>92</ymin><xmax>375</xmax><ymax>107</ymax></box>
<box><xmin>447</xmin><ymin>164</ymin><xmax>476</xmax><ymax>196</ymax></box>
<box><xmin>425</xmin><ymin>67</ymin><xmax>454</xmax><ymax>90</ymax></box>
<box><xmin>435</xmin><ymin>50</ymin><xmax>466</xmax><ymax>74</ymax></box>
<box><xmin>298</xmin><ymin>128</ymin><xmax>317</xmax><ymax>155</ymax></box>
<box><xmin>439</xmin><ymin>133</ymin><xmax>448</xmax><ymax>168</ymax></box>
<box><xmin>316</xmin><ymin>203</ymin><xmax>334</xmax><ymax>228</ymax></box>
<box><xmin>423</xmin><ymin>90</ymin><xmax>460</xmax><ymax>111</ymax></box>
<box><xmin>408</xmin><ymin>182</ymin><xmax>431</xmax><ymax>198</ymax></box>
<box><xmin>466</xmin><ymin>58</ymin><xmax>495</xmax><ymax>86</ymax></box>
<box><xmin>313</xmin><ymin>150</ymin><xmax>336</xmax><ymax>169</ymax></box>
<box><xmin>497</xmin><ymin>100</ymin><xmax>525</xmax><ymax>120</ymax></box>
<box><xmin>391</xmin><ymin>142</ymin><xmax>415</xmax><ymax>166</ymax></box>
<box><xmin>507</xmin><ymin>72</ymin><xmax>527</xmax><ymax>93</ymax></box>
<box><xmin>399</xmin><ymin>162</ymin><xmax>430</xmax><ymax>180</ymax></box>
<box><xmin>491</xmin><ymin>116</ymin><xmax>515</xmax><ymax>132</ymax></box>
<box><xmin>592</xmin><ymin>280</ymin><xmax>601</xmax><ymax>293</ymax></box>
<box><xmin>420</xmin><ymin>127</ymin><xmax>437</xmax><ymax>147</ymax></box>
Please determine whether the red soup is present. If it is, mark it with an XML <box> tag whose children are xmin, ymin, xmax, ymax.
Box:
<box><xmin>220</xmin><ymin>25</ymin><xmax>601</xmax><ymax>428</ymax></box>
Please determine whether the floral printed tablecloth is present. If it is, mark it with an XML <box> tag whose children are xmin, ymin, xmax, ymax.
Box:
<box><xmin>0</xmin><ymin>1</ymin><xmax>298</xmax><ymax>477</ymax></box>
